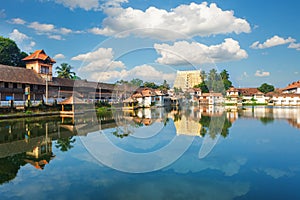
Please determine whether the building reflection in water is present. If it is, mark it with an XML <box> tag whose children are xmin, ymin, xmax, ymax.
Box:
<box><xmin>0</xmin><ymin>105</ymin><xmax>300</xmax><ymax>184</ymax></box>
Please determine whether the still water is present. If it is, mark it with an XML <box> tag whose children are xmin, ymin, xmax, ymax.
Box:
<box><xmin>0</xmin><ymin>106</ymin><xmax>300</xmax><ymax>200</ymax></box>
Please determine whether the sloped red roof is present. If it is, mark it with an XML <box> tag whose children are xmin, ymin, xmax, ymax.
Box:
<box><xmin>283</xmin><ymin>80</ymin><xmax>300</xmax><ymax>90</ymax></box>
<box><xmin>59</xmin><ymin>95</ymin><xmax>86</xmax><ymax>105</ymax></box>
<box><xmin>238</xmin><ymin>88</ymin><xmax>261</xmax><ymax>96</ymax></box>
<box><xmin>226</xmin><ymin>87</ymin><xmax>239</xmax><ymax>92</ymax></box>
<box><xmin>22</xmin><ymin>50</ymin><xmax>56</xmax><ymax>63</ymax></box>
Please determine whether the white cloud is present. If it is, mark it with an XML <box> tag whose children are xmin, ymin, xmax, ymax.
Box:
<box><xmin>250</xmin><ymin>35</ymin><xmax>295</xmax><ymax>49</ymax></box>
<box><xmin>9</xmin><ymin>29</ymin><xmax>29</xmax><ymax>42</ymax></box>
<box><xmin>88</xmin><ymin>65</ymin><xmax>176</xmax><ymax>83</ymax></box>
<box><xmin>91</xmin><ymin>2</ymin><xmax>251</xmax><ymax>40</ymax></box>
<box><xmin>288</xmin><ymin>42</ymin><xmax>300</xmax><ymax>50</ymax></box>
<box><xmin>28</xmin><ymin>21</ymin><xmax>55</xmax><ymax>32</ymax></box>
<box><xmin>9</xmin><ymin>29</ymin><xmax>36</xmax><ymax>51</ymax></box>
<box><xmin>73</xmin><ymin>47</ymin><xmax>125</xmax><ymax>72</ymax></box>
<box><xmin>26</xmin><ymin>21</ymin><xmax>76</xmax><ymax>39</ymax></box>
<box><xmin>255</xmin><ymin>70</ymin><xmax>270</xmax><ymax>77</ymax></box>
<box><xmin>53</xmin><ymin>53</ymin><xmax>66</xmax><ymax>60</ymax></box>
<box><xmin>54</xmin><ymin>0</ymin><xmax>100</xmax><ymax>10</ymax></box>
<box><xmin>260</xmin><ymin>168</ymin><xmax>291</xmax><ymax>179</ymax></box>
<box><xmin>48</xmin><ymin>35</ymin><xmax>64</xmax><ymax>40</ymax></box>
<box><xmin>154</xmin><ymin>38</ymin><xmax>248</xmax><ymax>65</ymax></box>
<box><xmin>60</xmin><ymin>27</ymin><xmax>72</xmax><ymax>35</ymax></box>
<box><xmin>9</xmin><ymin>18</ymin><xmax>26</xmax><ymax>24</ymax></box>
<box><xmin>126</xmin><ymin>64</ymin><xmax>176</xmax><ymax>83</ymax></box>
<box><xmin>103</xmin><ymin>0</ymin><xmax>128</xmax><ymax>7</ymax></box>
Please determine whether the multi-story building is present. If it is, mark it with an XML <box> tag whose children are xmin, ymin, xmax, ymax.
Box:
<box><xmin>173</xmin><ymin>70</ymin><xmax>202</xmax><ymax>91</ymax></box>
<box><xmin>0</xmin><ymin>50</ymin><xmax>115</xmax><ymax>107</ymax></box>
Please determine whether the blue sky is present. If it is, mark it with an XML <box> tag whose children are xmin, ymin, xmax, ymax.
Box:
<box><xmin>1</xmin><ymin>0</ymin><xmax>300</xmax><ymax>88</ymax></box>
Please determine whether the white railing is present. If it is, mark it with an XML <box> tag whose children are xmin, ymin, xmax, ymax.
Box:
<box><xmin>0</xmin><ymin>100</ymin><xmax>42</xmax><ymax>107</ymax></box>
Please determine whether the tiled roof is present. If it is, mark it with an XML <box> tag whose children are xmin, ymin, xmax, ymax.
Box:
<box><xmin>132</xmin><ymin>93</ymin><xmax>143</xmax><ymax>98</ymax></box>
<box><xmin>0</xmin><ymin>64</ymin><xmax>45</xmax><ymax>85</ymax></box>
<box><xmin>201</xmin><ymin>92</ymin><xmax>223</xmax><ymax>97</ymax></box>
<box><xmin>123</xmin><ymin>97</ymin><xmax>137</xmax><ymax>103</ymax></box>
<box><xmin>226</xmin><ymin>87</ymin><xmax>239</xmax><ymax>92</ymax></box>
<box><xmin>283</xmin><ymin>80</ymin><xmax>300</xmax><ymax>90</ymax></box>
<box><xmin>238</xmin><ymin>88</ymin><xmax>261</xmax><ymax>96</ymax></box>
<box><xmin>51</xmin><ymin>78</ymin><xmax>115</xmax><ymax>90</ymax></box>
<box><xmin>22</xmin><ymin>49</ymin><xmax>56</xmax><ymax>63</ymax></box>
<box><xmin>59</xmin><ymin>95</ymin><xmax>86</xmax><ymax>104</ymax></box>
<box><xmin>270</xmin><ymin>93</ymin><xmax>300</xmax><ymax>98</ymax></box>
<box><xmin>51</xmin><ymin>77</ymin><xmax>74</xmax><ymax>87</ymax></box>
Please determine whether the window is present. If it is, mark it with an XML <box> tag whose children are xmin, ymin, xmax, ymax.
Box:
<box><xmin>4</xmin><ymin>82</ymin><xmax>8</xmax><ymax>88</ymax></box>
<box><xmin>13</xmin><ymin>83</ymin><xmax>17</xmax><ymax>88</ymax></box>
<box><xmin>41</xmin><ymin>66</ymin><xmax>49</xmax><ymax>74</ymax></box>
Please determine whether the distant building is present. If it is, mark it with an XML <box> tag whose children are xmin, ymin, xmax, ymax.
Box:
<box><xmin>131</xmin><ymin>88</ymin><xmax>168</xmax><ymax>108</ymax></box>
<box><xmin>173</xmin><ymin>70</ymin><xmax>202</xmax><ymax>91</ymax></box>
<box><xmin>199</xmin><ymin>92</ymin><xmax>224</xmax><ymax>105</ymax></box>
<box><xmin>282</xmin><ymin>80</ymin><xmax>300</xmax><ymax>94</ymax></box>
<box><xmin>225</xmin><ymin>87</ymin><xmax>269</xmax><ymax>104</ymax></box>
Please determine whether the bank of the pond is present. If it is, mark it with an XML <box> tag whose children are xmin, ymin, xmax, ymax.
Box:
<box><xmin>0</xmin><ymin>111</ymin><xmax>61</xmax><ymax>120</ymax></box>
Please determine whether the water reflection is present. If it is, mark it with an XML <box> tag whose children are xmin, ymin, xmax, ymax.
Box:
<box><xmin>0</xmin><ymin>106</ymin><xmax>300</xmax><ymax>198</ymax></box>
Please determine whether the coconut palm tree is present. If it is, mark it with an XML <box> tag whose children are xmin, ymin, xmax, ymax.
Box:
<box><xmin>55</xmin><ymin>63</ymin><xmax>76</xmax><ymax>79</ymax></box>
<box><xmin>55</xmin><ymin>136</ymin><xmax>76</xmax><ymax>152</ymax></box>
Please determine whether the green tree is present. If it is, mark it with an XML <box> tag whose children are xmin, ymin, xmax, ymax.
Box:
<box><xmin>258</xmin><ymin>83</ymin><xmax>275</xmax><ymax>94</ymax></box>
<box><xmin>159</xmin><ymin>80</ymin><xmax>170</xmax><ymax>90</ymax></box>
<box><xmin>72</xmin><ymin>75</ymin><xmax>81</xmax><ymax>80</ymax></box>
<box><xmin>143</xmin><ymin>81</ymin><xmax>159</xmax><ymax>89</ymax></box>
<box><xmin>0</xmin><ymin>36</ymin><xmax>28</xmax><ymax>67</ymax></box>
<box><xmin>130</xmin><ymin>78</ymin><xmax>143</xmax><ymax>87</ymax></box>
<box><xmin>55</xmin><ymin>63</ymin><xmax>76</xmax><ymax>79</ymax></box>
<box><xmin>174</xmin><ymin>87</ymin><xmax>183</xmax><ymax>95</ymax></box>
<box><xmin>220</xmin><ymin>69</ymin><xmax>232</xmax><ymax>90</ymax></box>
<box><xmin>200</xmin><ymin>70</ymin><xmax>207</xmax><ymax>80</ymax></box>
<box><xmin>194</xmin><ymin>82</ymin><xmax>209</xmax><ymax>93</ymax></box>
<box><xmin>115</xmin><ymin>79</ymin><xmax>129</xmax><ymax>85</ymax></box>
<box><xmin>207</xmin><ymin>69</ymin><xmax>224</xmax><ymax>93</ymax></box>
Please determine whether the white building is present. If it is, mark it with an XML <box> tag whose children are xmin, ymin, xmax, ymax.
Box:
<box><xmin>270</xmin><ymin>94</ymin><xmax>300</xmax><ymax>106</ymax></box>
<box><xmin>199</xmin><ymin>93</ymin><xmax>224</xmax><ymax>105</ymax></box>
<box><xmin>282</xmin><ymin>80</ymin><xmax>300</xmax><ymax>94</ymax></box>
<box><xmin>131</xmin><ymin>88</ymin><xmax>167</xmax><ymax>108</ymax></box>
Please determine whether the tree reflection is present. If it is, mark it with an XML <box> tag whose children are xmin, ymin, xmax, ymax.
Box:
<box><xmin>260</xmin><ymin>117</ymin><xmax>274</xmax><ymax>125</ymax></box>
<box><xmin>55</xmin><ymin>136</ymin><xmax>76</xmax><ymax>152</ymax></box>
<box><xmin>0</xmin><ymin>153</ymin><xmax>26</xmax><ymax>184</ymax></box>
<box><xmin>199</xmin><ymin>113</ymin><xmax>232</xmax><ymax>139</ymax></box>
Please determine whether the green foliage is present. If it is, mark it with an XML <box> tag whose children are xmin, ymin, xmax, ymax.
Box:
<box><xmin>174</xmin><ymin>87</ymin><xmax>183</xmax><ymax>95</ymax></box>
<box><xmin>260</xmin><ymin>117</ymin><xmax>274</xmax><ymax>125</ymax></box>
<box><xmin>194</xmin><ymin>69</ymin><xmax>232</xmax><ymax>93</ymax></box>
<box><xmin>72</xmin><ymin>75</ymin><xmax>81</xmax><ymax>80</ymax></box>
<box><xmin>55</xmin><ymin>136</ymin><xmax>76</xmax><ymax>152</ymax></box>
<box><xmin>258</xmin><ymin>83</ymin><xmax>275</xmax><ymax>94</ymax></box>
<box><xmin>0</xmin><ymin>36</ymin><xmax>28</xmax><ymax>67</ymax></box>
<box><xmin>143</xmin><ymin>81</ymin><xmax>159</xmax><ymax>89</ymax></box>
<box><xmin>96</xmin><ymin>107</ymin><xmax>112</xmax><ymax>119</ymax></box>
<box><xmin>159</xmin><ymin>80</ymin><xmax>170</xmax><ymax>90</ymax></box>
<box><xmin>56</xmin><ymin>63</ymin><xmax>76</xmax><ymax>79</ymax></box>
<box><xmin>130</xmin><ymin>78</ymin><xmax>143</xmax><ymax>87</ymax></box>
<box><xmin>95</xmin><ymin>101</ymin><xmax>111</xmax><ymax>108</ymax></box>
<box><xmin>199</xmin><ymin>114</ymin><xmax>232</xmax><ymax>138</ymax></box>
<box><xmin>115</xmin><ymin>79</ymin><xmax>129</xmax><ymax>85</ymax></box>
<box><xmin>194</xmin><ymin>82</ymin><xmax>209</xmax><ymax>93</ymax></box>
